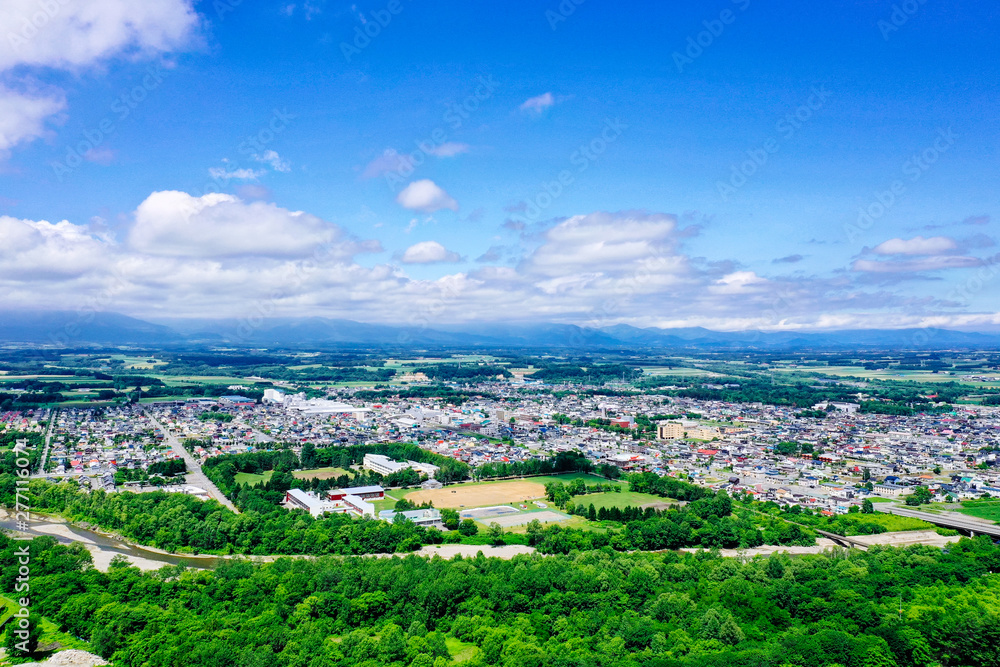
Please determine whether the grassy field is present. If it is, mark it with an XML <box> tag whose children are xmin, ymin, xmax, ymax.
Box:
<box><xmin>838</xmin><ymin>513</ymin><xmax>933</xmax><ymax>534</ymax></box>
<box><xmin>234</xmin><ymin>467</ymin><xmax>353</xmax><ymax>487</ymax></box>
<box><xmin>159</xmin><ymin>376</ymin><xmax>247</xmax><ymax>385</ymax></box>
<box><xmin>956</xmin><ymin>501</ymin><xmax>1000</xmax><ymax>523</ymax></box>
<box><xmin>642</xmin><ymin>367</ymin><xmax>721</xmax><ymax>377</ymax></box>
<box><xmin>525</xmin><ymin>472</ymin><xmax>626</xmax><ymax>488</ymax></box>
<box><xmin>445</xmin><ymin>637</ymin><xmax>480</xmax><ymax>663</ymax></box>
<box><xmin>772</xmin><ymin>364</ymin><xmax>1000</xmax><ymax>387</ymax></box>
<box><xmin>574</xmin><ymin>490</ymin><xmax>671</xmax><ymax>510</ymax></box>
<box><xmin>234</xmin><ymin>471</ymin><xmax>273</xmax><ymax>486</ymax></box>
<box><xmin>0</xmin><ymin>595</ymin><xmax>93</xmax><ymax>659</ymax></box>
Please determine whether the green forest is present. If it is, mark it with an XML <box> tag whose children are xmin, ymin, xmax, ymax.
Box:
<box><xmin>4</xmin><ymin>531</ymin><xmax>1000</xmax><ymax>667</ymax></box>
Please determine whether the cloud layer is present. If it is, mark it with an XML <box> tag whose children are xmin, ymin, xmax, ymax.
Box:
<box><xmin>2</xmin><ymin>200</ymin><xmax>997</xmax><ymax>331</ymax></box>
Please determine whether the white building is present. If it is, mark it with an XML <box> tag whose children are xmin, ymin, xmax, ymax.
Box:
<box><xmin>263</xmin><ymin>389</ymin><xmax>285</xmax><ymax>403</ymax></box>
<box><xmin>363</xmin><ymin>453</ymin><xmax>440</xmax><ymax>479</ymax></box>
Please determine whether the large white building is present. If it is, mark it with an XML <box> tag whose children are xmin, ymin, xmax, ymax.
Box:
<box><xmin>363</xmin><ymin>453</ymin><xmax>440</xmax><ymax>478</ymax></box>
<box><xmin>285</xmin><ymin>486</ymin><xmax>379</xmax><ymax>517</ymax></box>
<box><xmin>263</xmin><ymin>389</ymin><xmax>285</xmax><ymax>403</ymax></box>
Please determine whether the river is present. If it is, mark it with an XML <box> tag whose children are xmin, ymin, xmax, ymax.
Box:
<box><xmin>0</xmin><ymin>515</ymin><xmax>221</xmax><ymax>571</ymax></box>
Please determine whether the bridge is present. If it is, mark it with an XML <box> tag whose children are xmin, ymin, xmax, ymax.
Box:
<box><xmin>814</xmin><ymin>529</ymin><xmax>871</xmax><ymax>549</ymax></box>
<box><xmin>876</xmin><ymin>505</ymin><xmax>1000</xmax><ymax>539</ymax></box>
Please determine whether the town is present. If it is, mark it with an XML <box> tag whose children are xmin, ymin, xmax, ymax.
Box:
<box><xmin>7</xmin><ymin>359</ymin><xmax>998</xmax><ymax>534</ymax></box>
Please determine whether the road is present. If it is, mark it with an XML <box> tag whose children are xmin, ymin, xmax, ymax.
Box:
<box><xmin>876</xmin><ymin>504</ymin><xmax>1000</xmax><ymax>538</ymax></box>
<box><xmin>144</xmin><ymin>409</ymin><xmax>239</xmax><ymax>513</ymax></box>
<box><xmin>37</xmin><ymin>408</ymin><xmax>56</xmax><ymax>473</ymax></box>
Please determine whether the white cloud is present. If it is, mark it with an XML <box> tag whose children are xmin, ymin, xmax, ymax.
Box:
<box><xmin>872</xmin><ymin>236</ymin><xmax>957</xmax><ymax>256</ymax></box>
<box><xmin>852</xmin><ymin>256</ymin><xmax>981</xmax><ymax>273</ymax></box>
<box><xmin>255</xmin><ymin>149</ymin><xmax>291</xmax><ymax>172</ymax></box>
<box><xmin>0</xmin><ymin>0</ymin><xmax>199</xmax><ymax>70</ymax></box>
<box><xmin>208</xmin><ymin>166</ymin><xmax>265</xmax><ymax>181</ymax></box>
<box><xmin>519</xmin><ymin>92</ymin><xmax>556</xmax><ymax>114</ymax></box>
<box><xmin>709</xmin><ymin>271</ymin><xmax>768</xmax><ymax>294</ymax></box>
<box><xmin>361</xmin><ymin>144</ymin><xmax>467</xmax><ymax>180</ymax></box>
<box><xmin>396</xmin><ymin>180</ymin><xmax>459</xmax><ymax>213</ymax></box>
<box><xmin>427</xmin><ymin>142</ymin><xmax>469</xmax><ymax>157</ymax></box>
<box><xmin>0</xmin><ymin>85</ymin><xmax>64</xmax><ymax>154</ymax></box>
<box><xmin>0</xmin><ymin>0</ymin><xmax>199</xmax><ymax>154</ymax></box>
<box><xmin>525</xmin><ymin>211</ymin><xmax>684</xmax><ymax>276</ymax></box>
<box><xmin>400</xmin><ymin>241</ymin><xmax>461</xmax><ymax>264</ymax></box>
<box><xmin>83</xmin><ymin>146</ymin><xmax>116</xmax><ymax>165</ymax></box>
<box><xmin>128</xmin><ymin>190</ymin><xmax>378</xmax><ymax>259</ymax></box>
<box><xmin>0</xmin><ymin>215</ymin><xmax>112</xmax><ymax>278</ymax></box>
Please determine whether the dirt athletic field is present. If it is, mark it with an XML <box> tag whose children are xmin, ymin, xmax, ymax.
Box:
<box><xmin>406</xmin><ymin>481</ymin><xmax>546</xmax><ymax>509</ymax></box>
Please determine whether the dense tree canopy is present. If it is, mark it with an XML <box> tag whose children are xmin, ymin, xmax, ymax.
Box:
<box><xmin>4</xmin><ymin>531</ymin><xmax>1000</xmax><ymax>667</ymax></box>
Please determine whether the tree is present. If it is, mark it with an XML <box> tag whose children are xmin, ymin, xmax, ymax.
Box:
<box><xmin>488</xmin><ymin>522</ymin><xmax>505</xmax><ymax>546</ymax></box>
<box><xmin>440</xmin><ymin>508</ymin><xmax>460</xmax><ymax>530</ymax></box>
<box><xmin>525</xmin><ymin>519</ymin><xmax>543</xmax><ymax>545</ymax></box>
<box><xmin>378</xmin><ymin>624</ymin><xmax>407</xmax><ymax>663</ymax></box>
<box><xmin>718</xmin><ymin>616</ymin><xmax>745</xmax><ymax>646</ymax></box>
<box><xmin>300</xmin><ymin>442</ymin><xmax>317</xmax><ymax>469</ymax></box>
<box><xmin>5</xmin><ymin>611</ymin><xmax>42</xmax><ymax>657</ymax></box>
<box><xmin>861</xmin><ymin>499</ymin><xmax>875</xmax><ymax>514</ymax></box>
<box><xmin>458</xmin><ymin>519</ymin><xmax>478</xmax><ymax>537</ymax></box>
<box><xmin>905</xmin><ymin>486</ymin><xmax>933</xmax><ymax>506</ymax></box>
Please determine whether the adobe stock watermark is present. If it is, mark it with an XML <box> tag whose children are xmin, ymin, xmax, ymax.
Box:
<box><xmin>341</xmin><ymin>0</ymin><xmax>408</xmax><ymax>62</ymax></box>
<box><xmin>546</xmin><ymin>0</ymin><xmax>586</xmax><ymax>30</ymax></box>
<box><xmin>717</xmin><ymin>85</ymin><xmax>832</xmax><ymax>201</ymax></box>
<box><xmin>41</xmin><ymin>258</ymin><xmax>138</xmax><ymax>349</ymax></box>
<box><xmin>5</xmin><ymin>0</ymin><xmax>71</xmax><ymax>53</ymax></box>
<box><xmin>878</xmin><ymin>0</ymin><xmax>928</xmax><ymax>41</ymax></box>
<box><xmin>570</xmin><ymin>246</ymin><xmax>677</xmax><ymax>346</ymax></box>
<box><xmin>513</xmin><ymin>118</ymin><xmax>627</xmax><ymax>223</ymax></box>
<box><xmin>50</xmin><ymin>64</ymin><xmax>167</xmax><ymax>182</ymax></box>
<box><xmin>9</xmin><ymin>438</ymin><xmax>34</xmax><ymax>657</ymax></box>
<box><xmin>673</xmin><ymin>0</ymin><xmax>752</xmax><ymax>74</ymax></box>
<box><xmin>912</xmin><ymin>256</ymin><xmax>1000</xmax><ymax>348</ymax></box>
<box><xmin>844</xmin><ymin>127</ymin><xmax>958</xmax><ymax>244</ymax></box>
<box><xmin>213</xmin><ymin>0</ymin><xmax>246</xmax><ymax>20</ymax></box>
<box><xmin>382</xmin><ymin>75</ymin><xmax>499</xmax><ymax>192</ymax></box>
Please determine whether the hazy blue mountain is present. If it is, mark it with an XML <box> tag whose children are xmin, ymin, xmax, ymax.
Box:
<box><xmin>0</xmin><ymin>311</ymin><xmax>997</xmax><ymax>349</ymax></box>
<box><xmin>0</xmin><ymin>311</ymin><xmax>181</xmax><ymax>345</ymax></box>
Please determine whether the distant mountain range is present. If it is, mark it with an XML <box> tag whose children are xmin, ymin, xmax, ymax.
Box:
<box><xmin>0</xmin><ymin>310</ymin><xmax>997</xmax><ymax>350</ymax></box>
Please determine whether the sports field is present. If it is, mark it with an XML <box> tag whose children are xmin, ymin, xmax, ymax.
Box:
<box><xmin>234</xmin><ymin>466</ymin><xmax>351</xmax><ymax>486</ymax></box>
<box><xmin>406</xmin><ymin>480</ymin><xmax>546</xmax><ymax>508</ymax></box>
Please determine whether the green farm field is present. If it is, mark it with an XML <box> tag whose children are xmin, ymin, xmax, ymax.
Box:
<box><xmin>956</xmin><ymin>501</ymin><xmax>1000</xmax><ymax>523</ymax></box>
<box><xmin>573</xmin><ymin>490</ymin><xmax>673</xmax><ymax>510</ymax></box>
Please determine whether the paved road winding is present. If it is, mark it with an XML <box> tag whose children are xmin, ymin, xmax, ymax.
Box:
<box><xmin>37</xmin><ymin>408</ymin><xmax>56</xmax><ymax>474</ymax></box>
<box><xmin>144</xmin><ymin>409</ymin><xmax>239</xmax><ymax>513</ymax></box>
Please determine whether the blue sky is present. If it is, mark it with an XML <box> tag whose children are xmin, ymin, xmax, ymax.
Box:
<box><xmin>0</xmin><ymin>0</ymin><xmax>998</xmax><ymax>331</ymax></box>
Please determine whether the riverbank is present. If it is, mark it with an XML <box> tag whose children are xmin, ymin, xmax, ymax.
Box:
<box><xmin>680</xmin><ymin>530</ymin><xmax>960</xmax><ymax>558</ymax></box>
<box><xmin>0</xmin><ymin>509</ymin><xmax>539</xmax><ymax>571</ymax></box>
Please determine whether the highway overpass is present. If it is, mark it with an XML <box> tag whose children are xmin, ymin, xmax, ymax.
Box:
<box><xmin>876</xmin><ymin>505</ymin><xmax>1000</xmax><ymax>539</ymax></box>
